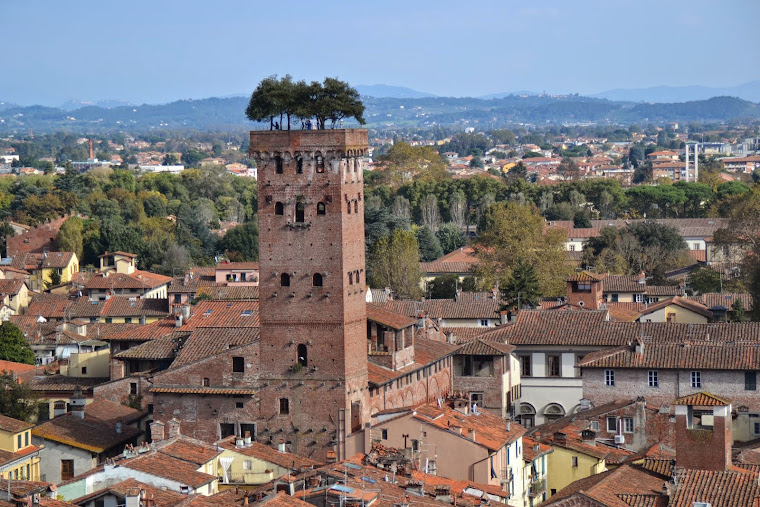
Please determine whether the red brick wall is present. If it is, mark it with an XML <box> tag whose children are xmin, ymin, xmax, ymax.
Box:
<box><xmin>675</xmin><ymin>405</ymin><xmax>731</xmax><ymax>471</ymax></box>
<box><xmin>93</xmin><ymin>375</ymin><xmax>153</xmax><ymax>411</ymax></box>
<box><xmin>251</xmin><ymin>130</ymin><xmax>370</xmax><ymax>459</ymax></box>
<box><xmin>368</xmin><ymin>358</ymin><xmax>452</xmax><ymax>415</ymax></box>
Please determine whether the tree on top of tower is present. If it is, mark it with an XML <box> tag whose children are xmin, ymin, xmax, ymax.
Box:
<box><xmin>246</xmin><ymin>75</ymin><xmax>365</xmax><ymax>130</ymax></box>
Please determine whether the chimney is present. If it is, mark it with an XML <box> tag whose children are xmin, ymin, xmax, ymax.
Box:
<box><xmin>278</xmin><ymin>441</ymin><xmax>287</xmax><ymax>453</ymax></box>
<box><xmin>167</xmin><ymin>418</ymin><xmax>181</xmax><ymax>438</ymax></box>
<box><xmin>500</xmin><ymin>310</ymin><xmax>508</xmax><ymax>325</ymax></box>
<box><xmin>634</xmin><ymin>338</ymin><xmax>645</xmax><ymax>355</ymax></box>
<box><xmin>125</xmin><ymin>488</ymin><xmax>140</xmax><ymax>507</ymax></box>
<box><xmin>150</xmin><ymin>421</ymin><xmax>165</xmax><ymax>442</ymax></box>
<box><xmin>175</xmin><ymin>314</ymin><xmax>183</xmax><ymax>328</ymax></box>
<box><xmin>70</xmin><ymin>386</ymin><xmax>86</xmax><ymax>419</ymax></box>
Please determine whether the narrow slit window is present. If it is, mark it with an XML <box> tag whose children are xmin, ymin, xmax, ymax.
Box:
<box><xmin>296</xmin><ymin>156</ymin><xmax>303</xmax><ymax>174</ymax></box>
<box><xmin>275</xmin><ymin>156</ymin><xmax>283</xmax><ymax>174</ymax></box>
<box><xmin>295</xmin><ymin>202</ymin><xmax>305</xmax><ymax>223</ymax></box>
<box><xmin>297</xmin><ymin>344</ymin><xmax>308</xmax><ymax>367</ymax></box>
<box><xmin>354</xmin><ymin>200</ymin><xmax>358</xmax><ymax>214</ymax></box>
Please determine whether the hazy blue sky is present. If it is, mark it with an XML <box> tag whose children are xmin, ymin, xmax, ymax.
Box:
<box><xmin>2</xmin><ymin>0</ymin><xmax>758</xmax><ymax>106</ymax></box>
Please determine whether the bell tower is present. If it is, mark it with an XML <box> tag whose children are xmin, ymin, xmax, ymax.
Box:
<box><xmin>251</xmin><ymin>129</ymin><xmax>369</xmax><ymax>459</ymax></box>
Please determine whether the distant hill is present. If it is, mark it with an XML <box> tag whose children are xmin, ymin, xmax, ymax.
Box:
<box><xmin>479</xmin><ymin>91</ymin><xmax>539</xmax><ymax>99</ymax></box>
<box><xmin>0</xmin><ymin>94</ymin><xmax>757</xmax><ymax>134</ymax></box>
<box><xmin>593</xmin><ymin>81</ymin><xmax>760</xmax><ymax>103</ymax></box>
<box><xmin>356</xmin><ymin>84</ymin><xmax>436</xmax><ymax>99</ymax></box>
<box><xmin>60</xmin><ymin>99</ymin><xmax>135</xmax><ymax>111</ymax></box>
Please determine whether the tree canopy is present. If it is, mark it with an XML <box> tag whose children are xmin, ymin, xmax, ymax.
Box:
<box><xmin>0</xmin><ymin>322</ymin><xmax>35</xmax><ymax>365</ymax></box>
<box><xmin>245</xmin><ymin>75</ymin><xmax>365</xmax><ymax>130</ymax></box>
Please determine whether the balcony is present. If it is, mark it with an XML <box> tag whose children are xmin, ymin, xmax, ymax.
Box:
<box><xmin>529</xmin><ymin>478</ymin><xmax>547</xmax><ymax>497</ymax></box>
<box><xmin>500</xmin><ymin>468</ymin><xmax>514</xmax><ymax>484</ymax></box>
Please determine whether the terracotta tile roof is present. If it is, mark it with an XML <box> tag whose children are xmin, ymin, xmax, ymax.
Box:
<box><xmin>101</xmin><ymin>297</ymin><xmax>169</xmax><ymax>317</ymax></box>
<box><xmin>636</xmin><ymin>296</ymin><xmax>712</xmax><ymax>319</ymax></box>
<box><xmin>366</xmin><ymin>304</ymin><xmax>417</xmax><ymax>330</ymax></box>
<box><xmin>121</xmin><ymin>452</ymin><xmax>215</xmax><ymax>489</ymax></box>
<box><xmin>84</xmin><ymin>400</ymin><xmax>145</xmax><ymax>425</ymax></box>
<box><xmin>546</xmin><ymin>465</ymin><xmax>665</xmax><ymax>507</ymax></box>
<box><xmin>441</xmin><ymin>326</ymin><xmax>490</xmax><ymax>342</ymax></box>
<box><xmin>373</xmin><ymin>299</ymin><xmax>501</xmax><ymax>320</ymax></box>
<box><xmin>170</xmin><ymin>327</ymin><xmax>260</xmax><ymax>367</ymax></box>
<box><xmin>25</xmin><ymin>295</ymin><xmax>169</xmax><ymax>319</ymax></box>
<box><xmin>150</xmin><ymin>386</ymin><xmax>257</xmax><ymax>395</ymax></box>
<box><xmin>98</xmin><ymin>251</ymin><xmax>137</xmax><ymax>258</ymax></box>
<box><xmin>71</xmin><ymin>478</ymin><xmax>187</xmax><ymax>507</ymax></box>
<box><xmin>367</xmin><ymin>337</ymin><xmax>459</xmax><ymax>387</ymax></box>
<box><xmin>105</xmin><ymin>317</ymin><xmax>178</xmax><ymax>342</ymax></box>
<box><xmin>114</xmin><ymin>333</ymin><xmax>178</xmax><ymax>360</ymax></box>
<box><xmin>28</xmin><ymin>375</ymin><xmax>108</xmax><ymax>393</ymax></box>
<box><xmin>645</xmin><ymin>285</ymin><xmax>683</xmax><ymax>296</ymax></box>
<box><xmin>11</xmin><ymin>252</ymin><xmax>76</xmax><ymax>270</ymax></box>
<box><xmin>0</xmin><ymin>414</ymin><xmax>34</xmax><ymax>433</ymax></box>
<box><xmin>640</xmin><ymin>458</ymin><xmax>675</xmax><ymax>478</ymax></box>
<box><xmin>254</xmin><ymin>491</ymin><xmax>313</xmax><ymax>507</ymax></box>
<box><xmin>669</xmin><ymin>469</ymin><xmax>760</xmax><ymax>507</ymax></box>
<box><xmin>456</xmin><ymin>338</ymin><xmax>514</xmax><ymax>356</ymax></box>
<box><xmin>412</xmin><ymin>401</ymin><xmax>526</xmax><ymax>452</ymax></box>
<box><xmin>481</xmin><ymin>310</ymin><xmax>624</xmax><ymax>346</ymax></box>
<box><xmin>195</xmin><ymin>285</ymin><xmax>259</xmax><ymax>300</ymax></box>
<box><xmin>0</xmin><ymin>360</ymin><xmax>36</xmax><ymax>376</ymax></box>
<box><xmin>604</xmin><ymin>274</ymin><xmax>646</xmax><ymax>292</ymax></box>
<box><xmin>84</xmin><ymin>270</ymin><xmax>171</xmax><ymax>290</ymax></box>
<box><xmin>419</xmin><ymin>261</ymin><xmax>475</xmax><ymax>274</ymax></box>
<box><xmin>568</xmin><ymin>271</ymin><xmax>606</xmax><ymax>282</ymax></box>
<box><xmin>158</xmin><ymin>439</ymin><xmax>221</xmax><ymax>466</ymax></box>
<box><xmin>32</xmin><ymin>413</ymin><xmax>142</xmax><ymax>453</ymax></box>
<box><xmin>216</xmin><ymin>436</ymin><xmax>320</xmax><ymax>470</ymax></box>
<box><xmin>673</xmin><ymin>392</ymin><xmax>730</xmax><ymax>406</ymax></box>
<box><xmin>692</xmin><ymin>292</ymin><xmax>753</xmax><ymax>311</ymax></box>
<box><xmin>522</xmin><ymin>436</ymin><xmax>553</xmax><ymax>463</ymax></box>
<box><xmin>0</xmin><ymin>279</ymin><xmax>26</xmax><ymax>296</ymax></box>
<box><xmin>579</xmin><ymin>341</ymin><xmax>760</xmax><ymax>370</ymax></box>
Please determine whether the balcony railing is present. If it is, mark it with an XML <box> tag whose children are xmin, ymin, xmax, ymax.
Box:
<box><xmin>529</xmin><ymin>478</ymin><xmax>547</xmax><ymax>497</ymax></box>
<box><xmin>220</xmin><ymin>471</ymin><xmax>275</xmax><ymax>484</ymax></box>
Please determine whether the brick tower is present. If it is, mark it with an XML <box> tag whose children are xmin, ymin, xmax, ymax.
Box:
<box><xmin>250</xmin><ymin>129</ymin><xmax>370</xmax><ymax>460</ymax></box>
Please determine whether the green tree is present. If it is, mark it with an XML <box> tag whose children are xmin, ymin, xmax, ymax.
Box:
<box><xmin>0</xmin><ymin>322</ymin><xmax>35</xmax><ymax>364</ymax></box>
<box><xmin>219</xmin><ymin>220</ymin><xmax>259</xmax><ymax>262</ymax></box>
<box><xmin>416</xmin><ymin>226</ymin><xmax>443</xmax><ymax>262</ymax></box>
<box><xmin>56</xmin><ymin>216</ymin><xmax>83</xmax><ymax>260</ymax></box>
<box><xmin>436</xmin><ymin>222</ymin><xmax>465</xmax><ymax>254</ymax></box>
<box><xmin>163</xmin><ymin>153</ymin><xmax>180</xmax><ymax>165</ymax></box>
<box><xmin>474</xmin><ymin>202</ymin><xmax>569</xmax><ymax>297</ymax></box>
<box><xmin>46</xmin><ymin>270</ymin><xmax>62</xmax><ymax>288</ymax></box>
<box><xmin>0</xmin><ymin>222</ymin><xmax>15</xmax><ymax>257</ymax></box>
<box><xmin>378</xmin><ymin>143</ymin><xmax>449</xmax><ymax>188</ymax></box>
<box><xmin>687</xmin><ymin>267</ymin><xmax>722</xmax><ymax>295</ymax></box>
<box><xmin>733</xmin><ymin>298</ymin><xmax>747</xmax><ymax>322</ymax></box>
<box><xmin>501</xmin><ymin>257</ymin><xmax>541</xmax><ymax>310</ymax></box>
<box><xmin>368</xmin><ymin>229</ymin><xmax>423</xmax><ymax>299</ymax></box>
<box><xmin>428</xmin><ymin>274</ymin><xmax>459</xmax><ymax>299</ymax></box>
<box><xmin>0</xmin><ymin>373</ymin><xmax>43</xmax><ymax>422</ymax></box>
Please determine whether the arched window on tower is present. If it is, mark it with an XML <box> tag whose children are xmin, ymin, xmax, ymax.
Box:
<box><xmin>295</xmin><ymin>202</ymin><xmax>305</xmax><ymax>223</ymax></box>
<box><xmin>274</xmin><ymin>202</ymin><xmax>284</xmax><ymax>215</ymax></box>
<box><xmin>354</xmin><ymin>270</ymin><xmax>361</xmax><ymax>285</ymax></box>
<box><xmin>312</xmin><ymin>273</ymin><xmax>323</xmax><ymax>287</ymax></box>
<box><xmin>316</xmin><ymin>154</ymin><xmax>325</xmax><ymax>173</ymax></box>
<box><xmin>296</xmin><ymin>156</ymin><xmax>303</xmax><ymax>174</ymax></box>
<box><xmin>297</xmin><ymin>344</ymin><xmax>308</xmax><ymax>367</ymax></box>
<box><xmin>280</xmin><ymin>273</ymin><xmax>290</xmax><ymax>287</ymax></box>
<box><xmin>317</xmin><ymin>202</ymin><xmax>326</xmax><ymax>215</ymax></box>
<box><xmin>354</xmin><ymin>200</ymin><xmax>358</xmax><ymax>214</ymax></box>
<box><xmin>348</xmin><ymin>272</ymin><xmax>353</xmax><ymax>285</ymax></box>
